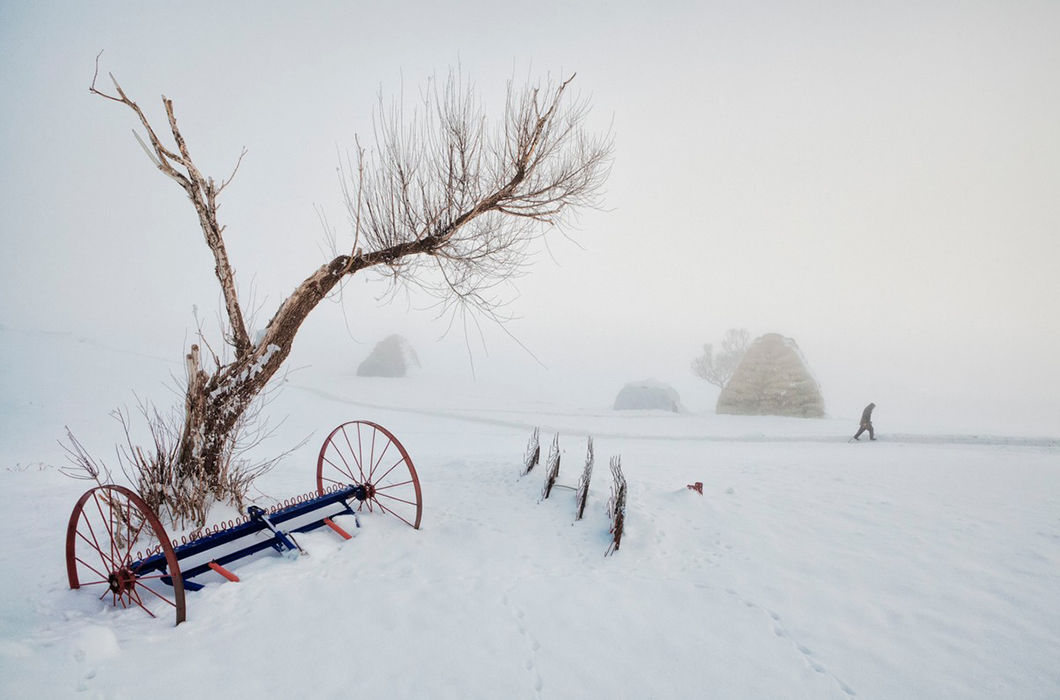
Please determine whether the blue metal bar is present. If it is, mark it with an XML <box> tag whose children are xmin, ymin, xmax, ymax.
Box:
<box><xmin>247</xmin><ymin>506</ymin><xmax>301</xmax><ymax>553</ymax></box>
<box><xmin>132</xmin><ymin>485</ymin><xmax>364</xmax><ymax>588</ymax></box>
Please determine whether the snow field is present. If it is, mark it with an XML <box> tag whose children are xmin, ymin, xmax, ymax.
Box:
<box><xmin>1</xmin><ymin>328</ymin><xmax>1058</xmax><ymax>698</ymax></box>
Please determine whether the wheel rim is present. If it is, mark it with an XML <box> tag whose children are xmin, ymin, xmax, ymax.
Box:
<box><xmin>65</xmin><ymin>485</ymin><xmax>186</xmax><ymax>624</ymax></box>
<box><xmin>316</xmin><ymin>421</ymin><xmax>422</xmax><ymax>529</ymax></box>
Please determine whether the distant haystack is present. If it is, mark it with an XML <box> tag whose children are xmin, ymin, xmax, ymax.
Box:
<box><xmin>716</xmin><ymin>333</ymin><xmax>824</xmax><ymax>417</ymax></box>
<box><xmin>613</xmin><ymin>380</ymin><xmax>684</xmax><ymax>413</ymax></box>
<box><xmin>356</xmin><ymin>335</ymin><xmax>420</xmax><ymax>377</ymax></box>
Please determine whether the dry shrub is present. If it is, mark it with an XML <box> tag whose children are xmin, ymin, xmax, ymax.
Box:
<box><xmin>575</xmin><ymin>437</ymin><xmax>594</xmax><ymax>521</ymax></box>
<box><xmin>62</xmin><ymin>394</ymin><xmax>296</xmax><ymax>529</ymax></box>
<box><xmin>605</xmin><ymin>455</ymin><xmax>627</xmax><ymax>556</ymax></box>
<box><xmin>522</xmin><ymin>427</ymin><xmax>540</xmax><ymax>475</ymax></box>
<box><xmin>540</xmin><ymin>434</ymin><xmax>561</xmax><ymax>501</ymax></box>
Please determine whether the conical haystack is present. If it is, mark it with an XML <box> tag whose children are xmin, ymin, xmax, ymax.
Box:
<box><xmin>716</xmin><ymin>333</ymin><xmax>824</xmax><ymax>417</ymax></box>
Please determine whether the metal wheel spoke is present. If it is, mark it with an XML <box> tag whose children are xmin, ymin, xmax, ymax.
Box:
<box><xmin>343</xmin><ymin>425</ymin><xmax>366</xmax><ymax>480</ymax></box>
<box><xmin>127</xmin><ymin>587</ymin><xmax>157</xmax><ymax>618</ymax></box>
<box><xmin>372</xmin><ymin>458</ymin><xmax>406</xmax><ymax>486</ymax></box>
<box><xmin>124</xmin><ymin>498</ymin><xmax>133</xmax><ymax>561</ymax></box>
<box><xmin>333</xmin><ymin>430</ymin><xmax>354</xmax><ymax>474</ymax></box>
<box><xmin>322</xmin><ymin>454</ymin><xmax>356</xmax><ymax>483</ymax></box>
<box><xmin>92</xmin><ymin>493</ymin><xmax>117</xmax><ymax>570</ymax></box>
<box><xmin>376</xmin><ymin>492</ymin><xmax>419</xmax><ymax>508</ymax></box>
<box><xmin>74</xmin><ymin>556</ymin><xmax>110</xmax><ymax>582</ymax></box>
<box><xmin>136</xmin><ymin>582</ymin><xmax>178</xmax><ymax>608</ymax></box>
<box><xmin>368</xmin><ymin>439</ymin><xmax>393</xmax><ymax>483</ymax></box>
<box><xmin>120</xmin><ymin>515</ymin><xmax>149</xmax><ymax>569</ymax></box>
<box><xmin>77</xmin><ymin>527</ymin><xmax>116</xmax><ymax>572</ymax></box>
<box><xmin>372</xmin><ymin>499</ymin><xmax>416</xmax><ymax>528</ymax></box>
<box><xmin>82</xmin><ymin>510</ymin><xmax>118</xmax><ymax>571</ymax></box>
<box><xmin>368</xmin><ymin>428</ymin><xmax>378</xmax><ymax>483</ymax></box>
<box><xmin>375</xmin><ymin>478</ymin><xmax>413</xmax><ymax>491</ymax></box>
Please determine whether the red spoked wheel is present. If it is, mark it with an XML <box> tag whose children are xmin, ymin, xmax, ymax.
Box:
<box><xmin>317</xmin><ymin>420</ymin><xmax>422</xmax><ymax>529</ymax></box>
<box><xmin>65</xmin><ymin>485</ymin><xmax>186</xmax><ymax>625</ymax></box>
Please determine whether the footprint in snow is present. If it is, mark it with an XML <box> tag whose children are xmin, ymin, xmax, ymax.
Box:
<box><xmin>502</xmin><ymin>592</ymin><xmax>544</xmax><ymax>697</ymax></box>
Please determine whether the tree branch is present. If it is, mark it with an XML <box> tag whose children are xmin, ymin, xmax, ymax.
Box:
<box><xmin>91</xmin><ymin>62</ymin><xmax>253</xmax><ymax>357</ymax></box>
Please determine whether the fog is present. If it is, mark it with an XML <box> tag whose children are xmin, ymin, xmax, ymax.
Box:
<box><xmin>2</xmin><ymin>1</ymin><xmax>1058</xmax><ymax>435</ymax></box>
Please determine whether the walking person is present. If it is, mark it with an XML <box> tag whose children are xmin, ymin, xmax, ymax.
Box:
<box><xmin>853</xmin><ymin>402</ymin><xmax>876</xmax><ymax>441</ymax></box>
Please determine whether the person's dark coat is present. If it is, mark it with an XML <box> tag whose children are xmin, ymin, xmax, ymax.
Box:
<box><xmin>854</xmin><ymin>402</ymin><xmax>876</xmax><ymax>440</ymax></box>
<box><xmin>860</xmin><ymin>403</ymin><xmax>875</xmax><ymax>425</ymax></box>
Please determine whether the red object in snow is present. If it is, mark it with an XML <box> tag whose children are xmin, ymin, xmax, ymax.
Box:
<box><xmin>208</xmin><ymin>561</ymin><xmax>240</xmax><ymax>582</ymax></box>
<box><xmin>687</xmin><ymin>482</ymin><xmax>703</xmax><ymax>495</ymax></box>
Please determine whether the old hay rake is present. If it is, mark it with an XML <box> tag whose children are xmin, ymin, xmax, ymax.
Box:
<box><xmin>65</xmin><ymin>420</ymin><xmax>422</xmax><ymax>625</ymax></box>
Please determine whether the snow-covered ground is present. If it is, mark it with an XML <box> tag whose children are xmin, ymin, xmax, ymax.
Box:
<box><xmin>1</xmin><ymin>325</ymin><xmax>1057</xmax><ymax>699</ymax></box>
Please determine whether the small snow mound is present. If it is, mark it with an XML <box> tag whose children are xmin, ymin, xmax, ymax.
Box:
<box><xmin>613</xmin><ymin>379</ymin><xmax>684</xmax><ymax>413</ymax></box>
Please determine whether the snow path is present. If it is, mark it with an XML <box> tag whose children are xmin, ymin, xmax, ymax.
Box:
<box><xmin>293</xmin><ymin>382</ymin><xmax>1058</xmax><ymax>449</ymax></box>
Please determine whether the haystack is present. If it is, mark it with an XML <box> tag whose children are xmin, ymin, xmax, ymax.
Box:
<box><xmin>613</xmin><ymin>380</ymin><xmax>684</xmax><ymax>413</ymax></box>
<box><xmin>356</xmin><ymin>335</ymin><xmax>420</xmax><ymax>377</ymax></box>
<box><xmin>716</xmin><ymin>333</ymin><xmax>824</xmax><ymax>417</ymax></box>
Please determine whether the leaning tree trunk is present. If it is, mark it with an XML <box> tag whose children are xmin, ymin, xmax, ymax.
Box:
<box><xmin>176</xmin><ymin>255</ymin><xmax>347</xmax><ymax>491</ymax></box>
<box><xmin>173</xmin><ymin>237</ymin><xmax>447</xmax><ymax>490</ymax></box>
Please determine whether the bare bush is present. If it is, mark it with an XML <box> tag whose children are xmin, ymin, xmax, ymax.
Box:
<box><xmin>62</xmin><ymin>390</ymin><xmax>300</xmax><ymax>529</ymax></box>
<box><xmin>574</xmin><ymin>436</ymin><xmax>594</xmax><ymax>521</ymax></box>
<box><xmin>540</xmin><ymin>434</ymin><xmax>561</xmax><ymax>500</ymax></box>
<box><xmin>522</xmin><ymin>427</ymin><xmax>541</xmax><ymax>475</ymax></box>
<box><xmin>605</xmin><ymin>455</ymin><xmax>627</xmax><ymax>556</ymax></box>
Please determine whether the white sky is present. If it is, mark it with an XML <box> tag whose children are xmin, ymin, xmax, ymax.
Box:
<box><xmin>1</xmin><ymin>1</ymin><xmax>1058</xmax><ymax>433</ymax></box>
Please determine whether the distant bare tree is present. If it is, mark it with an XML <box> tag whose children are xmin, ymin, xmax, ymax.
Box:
<box><xmin>80</xmin><ymin>58</ymin><xmax>612</xmax><ymax>525</ymax></box>
<box><xmin>691</xmin><ymin>328</ymin><xmax>750</xmax><ymax>389</ymax></box>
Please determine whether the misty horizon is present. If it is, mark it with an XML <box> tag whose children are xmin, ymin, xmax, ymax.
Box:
<box><xmin>1</xmin><ymin>1</ymin><xmax>1057</xmax><ymax>438</ymax></box>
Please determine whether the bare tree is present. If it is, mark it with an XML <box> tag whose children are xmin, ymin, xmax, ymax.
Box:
<box><xmin>691</xmin><ymin>328</ymin><xmax>750</xmax><ymax>389</ymax></box>
<box><xmin>85</xmin><ymin>59</ymin><xmax>612</xmax><ymax>524</ymax></box>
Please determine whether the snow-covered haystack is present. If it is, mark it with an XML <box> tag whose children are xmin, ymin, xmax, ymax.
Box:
<box><xmin>716</xmin><ymin>333</ymin><xmax>825</xmax><ymax>417</ymax></box>
<box><xmin>356</xmin><ymin>334</ymin><xmax>420</xmax><ymax>377</ymax></box>
<box><xmin>613</xmin><ymin>379</ymin><xmax>684</xmax><ymax>413</ymax></box>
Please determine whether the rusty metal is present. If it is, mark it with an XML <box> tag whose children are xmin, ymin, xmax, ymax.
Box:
<box><xmin>316</xmin><ymin>420</ymin><xmax>422</xmax><ymax>530</ymax></box>
<box><xmin>65</xmin><ymin>484</ymin><xmax>186</xmax><ymax>624</ymax></box>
